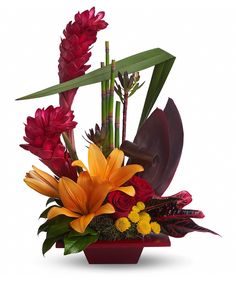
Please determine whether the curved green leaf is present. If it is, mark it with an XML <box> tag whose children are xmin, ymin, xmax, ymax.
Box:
<box><xmin>64</xmin><ymin>230</ymin><xmax>98</xmax><ymax>255</ymax></box>
<box><xmin>42</xmin><ymin>237</ymin><xmax>60</xmax><ymax>256</ymax></box>
<box><xmin>16</xmin><ymin>47</ymin><xmax>175</xmax><ymax>127</ymax></box>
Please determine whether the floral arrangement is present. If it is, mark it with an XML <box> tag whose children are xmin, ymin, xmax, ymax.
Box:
<box><xmin>17</xmin><ymin>7</ymin><xmax>217</xmax><ymax>256</ymax></box>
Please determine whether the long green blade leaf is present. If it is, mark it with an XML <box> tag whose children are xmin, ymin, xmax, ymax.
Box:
<box><xmin>16</xmin><ymin>48</ymin><xmax>174</xmax><ymax>101</ymax></box>
<box><xmin>138</xmin><ymin>57</ymin><xmax>175</xmax><ymax>127</ymax></box>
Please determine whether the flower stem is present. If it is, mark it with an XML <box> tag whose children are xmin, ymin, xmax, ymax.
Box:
<box><xmin>122</xmin><ymin>91</ymin><xmax>129</xmax><ymax>142</ymax></box>
<box><xmin>67</xmin><ymin>130</ymin><xmax>76</xmax><ymax>151</ymax></box>
<box><xmin>105</xmin><ymin>41</ymin><xmax>110</xmax><ymax>66</ymax></box>
<box><xmin>105</xmin><ymin>41</ymin><xmax>110</xmax><ymax>128</ymax></box>
<box><xmin>62</xmin><ymin>133</ymin><xmax>82</xmax><ymax>173</ymax></box>
<box><xmin>101</xmin><ymin>62</ymin><xmax>106</xmax><ymax>128</ymax></box>
<box><xmin>108</xmin><ymin>60</ymin><xmax>116</xmax><ymax>150</ymax></box>
<box><xmin>104</xmin><ymin>41</ymin><xmax>110</xmax><ymax>154</ymax></box>
<box><xmin>115</xmin><ymin>101</ymin><xmax>121</xmax><ymax>148</ymax></box>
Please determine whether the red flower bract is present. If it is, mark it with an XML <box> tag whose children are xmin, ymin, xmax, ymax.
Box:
<box><xmin>20</xmin><ymin>106</ymin><xmax>77</xmax><ymax>180</ymax></box>
<box><xmin>108</xmin><ymin>176</ymin><xmax>155</xmax><ymax>218</ymax></box>
<box><xmin>58</xmin><ymin>7</ymin><xmax>108</xmax><ymax>110</ymax></box>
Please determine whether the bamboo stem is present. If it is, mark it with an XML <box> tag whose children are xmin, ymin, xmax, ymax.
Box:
<box><xmin>108</xmin><ymin>60</ymin><xmax>116</xmax><ymax>150</ymax></box>
<box><xmin>122</xmin><ymin>91</ymin><xmax>129</xmax><ymax>142</ymax></box>
<box><xmin>101</xmin><ymin>62</ymin><xmax>106</xmax><ymax>128</ymax></box>
<box><xmin>115</xmin><ymin>101</ymin><xmax>121</xmax><ymax>148</ymax></box>
<box><xmin>104</xmin><ymin>41</ymin><xmax>110</xmax><ymax>153</ymax></box>
<box><xmin>105</xmin><ymin>41</ymin><xmax>110</xmax><ymax>128</ymax></box>
<box><xmin>105</xmin><ymin>41</ymin><xmax>110</xmax><ymax>66</ymax></box>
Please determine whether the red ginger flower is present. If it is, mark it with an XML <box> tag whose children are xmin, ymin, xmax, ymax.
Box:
<box><xmin>20</xmin><ymin>106</ymin><xmax>77</xmax><ymax>180</ymax></box>
<box><xmin>59</xmin><ymin>7</ymin><xmax>108</xmax><ymax>110</ymax></box>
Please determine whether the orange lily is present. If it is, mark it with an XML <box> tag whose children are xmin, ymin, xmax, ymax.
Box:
<box><xmin>72</xmin><ymin>144</ymin><xmax>144</xmax><ymax>195</ymax></box>
<box><xmin>47</xmin><ymin>144</ymin><xmax>144</xmax><ymax>233</ymax></box>
<box><xmin>24</xmin><ymin>165</ymin><xmax>59</xmax><ymax>198</ymax></box>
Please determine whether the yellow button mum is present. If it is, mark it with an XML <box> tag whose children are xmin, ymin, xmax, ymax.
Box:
<box><xmin>139</xmin><ymin>212</ymin><xmax>151</xmax><ymax>222</ymax></box>
<box><xmin>132</xmin><ymin>206</ymin><xmax>140</xmax><ymax>213</ymax></box>
<box><xmin>136</xmin><ymin>201</ymin><xmax>145</xmax><ymax>211</ymax></box>
<box><xmin>151</xmin><ymin>222</ymin><xmax>161</xmax><ymax>234</ymax></box>
<box><xmin>128</xmin><ymin>211</ymin><xmax>140</xmax><ymax>223</ymax></box>
<box><xmin>115</xmin><ymin>217</ymin><xmax>131</xmax><ymax>232</ymax></box>
<box><xmin>137</xmin><ymin>220</ymin><xmax>151</xmax><ymax>235</ymax></box>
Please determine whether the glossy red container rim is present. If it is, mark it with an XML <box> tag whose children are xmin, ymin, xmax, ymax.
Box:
<box><xmin>56</xmin><ymin>233</ymin><xmax>171</xmax><ymax>249</ymax></box>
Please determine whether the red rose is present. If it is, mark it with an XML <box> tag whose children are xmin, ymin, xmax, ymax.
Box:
<box><xmin>107</xmin><ymin>191</ymin><xmax>136</xmax><ymax>218</ymax></box>
<box><xmin>128</xmin><ymin>176</ymin><xmax>155</xmax><ymax>202</ymax></box>
<box><xmin>108</xmin><ymin>176</ymin><xmax>155</xmax><ymax>218</ymax></box>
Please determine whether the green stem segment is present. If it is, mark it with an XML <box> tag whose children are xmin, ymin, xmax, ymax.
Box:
<box><xmin>62</xmin><ymin>133</ymin><xmax>82</xmax><ymax>173</ymax></box>
<box><xmin>115</xmin><ymin>101</ymin><xmax>121</xmax><ymax>148</ymax></box>
<box><xmin>105</xmin><ymin>41</ymin><xmax>110</xmax><ymax>66</ymax></box>
<box><xmin>108</xmin><ymin>60</ymin><xmax>116</xmax><ymax>151</ymax></box>
<box><xmin>101</xmin><ymin>62</ymin><xmax>106</xmax><ymax>128</ymax></box>
<box><xmin>105</xmin><ymin>41</ymin><xmax>110</xmax><ymax>129</ymax></box>
<box><xmin>122</xmin><ymin>91</ymin><xmax>129</xmax><ymax>142</ymax></box>
<box><xmin>103</xmin><ymin>41</ymin><xmax>110</xmax><ymax>154</ymax></box>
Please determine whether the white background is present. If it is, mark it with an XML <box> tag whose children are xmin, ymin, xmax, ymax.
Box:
<box><xmin>1</xmin><ymin>0</ymin><xmax>236</xmax><ymax>282</ymax></box>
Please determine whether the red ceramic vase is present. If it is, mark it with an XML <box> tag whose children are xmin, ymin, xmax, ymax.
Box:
<box><xmin>56</xmin><ymin>234</ymin><xmax>171</xmax><ymax>264</ymax></box>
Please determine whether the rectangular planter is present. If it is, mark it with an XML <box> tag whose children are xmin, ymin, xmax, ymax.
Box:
<box><xmin>56</xmin><ymin>234</ymin><xmax>171</xmax><ymax>264</ymax></box>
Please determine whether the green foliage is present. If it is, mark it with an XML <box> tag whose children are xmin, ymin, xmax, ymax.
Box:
<box><xmin>38</xmin><ymin>219</ymin><xmax>51</xmax><ymax>234</ymax></box>
<box><xmin>46</xmin><ymin>198</ymin><xmax>63</xmax><ymax>207</ymax></box>
<box><xmin>38</xmin><ymin>215</ymin><xmax>99</xmax><ymax>255</ymax></box>
<box><xmin>16</xmin><ymin>48</ymin><xmax>175</xmax><ymax>129</ymax></box>
<box><xmin>42</xmin><ymin>237</ymin><xmax>61</xmax><ymax>256</ymax></box>
<box><xmin>114</xmin><ymin>71</ymin><xmax>144</xmax><ymax>102</ymax></box>
<box><xmin>62</xmin><ymin>133</ymin><xmax>79</xmax><ymax>162</ymax></box>
<box><xmin>16</xmin><ymin>48</ymin><xmax>173</xmax><ymax>100</ymax></box>
<box><xmin>39</xmin><ymin>207</ymin><xmax>52</xmax><ymax>219</ymax></box>
<box><xmin>38</xmin><ymin>215</ymin><xmax>74</xmax><ymax>255</ymax></box>
<box><xmin>63</xmin><ymin>228</ymin><xmax>98</xmax><ymax>255</ymax></box>
<box><xmin>46</xmin><ymin>216</ymin><xmax>73</xmax><ymax>238</ymax></box>
<box><xmin>46</xmin><ymin>198</ymin><xmax>56</xmax><ymax>206</ymax></box>
<box><xmin>138</xmin><ymin>59</ymin><xmax>175</xmax><ymax>128</ymax></box>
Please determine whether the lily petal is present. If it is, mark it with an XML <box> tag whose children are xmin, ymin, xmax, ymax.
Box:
<box><xmin>109</xmin><ymin>164</ymin><xmax>144</xmax><ymax>187</ymax></box>
<box><xmin>88</xmin><ymin>181</ymin><xmax>112</xmax><ymax>212</ymax></box>
<box><xmin>24</xmin><ymin>178</ymin><xmax>58</xmax><ymax>198</ymax></box>
<box><xmin>59</xmin><ymin>177</ymin><xmax>87</xmax><ymax>214</ymax></box>
<box><xmin>95</xmin><ymin>203</ymin><xmax>115</xmax><ymax>216</ymax></box>
<box><xmin>32</xmin><ymin>165</ymin><xmax>58</xmax><ymax>189</ymax></box>
<box><xmin>72</xmin><ymin>160</ymin><xmax>89</xmax><ymax>172</ymax></box>
<box><xmin>70</xmin><ymin>213</ymin><xmax>95</xmax><ymax>233</ymax></box>
<box><xmin>104</xmin><ymin>148</ymin><xmax>124</xmax><ymax>178</ymax></box>
<box><xmin>77</xmin><ymin>171</ymin><xmax>92</xmax><ymax>192</ymax></box>
<box><xmin>88</xmin><ymin>144</ymin><xmax>107</xmax><ymax>177</ymax></box>
<box><xmin>112</xmin><ymin>185</ymin><xmax>135</xmax><ymax>196</ymax></box>
<box><xmin>47</xmin><ymin>206</ymin><xmax>79</xmax><ymax>219</ymax></box>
